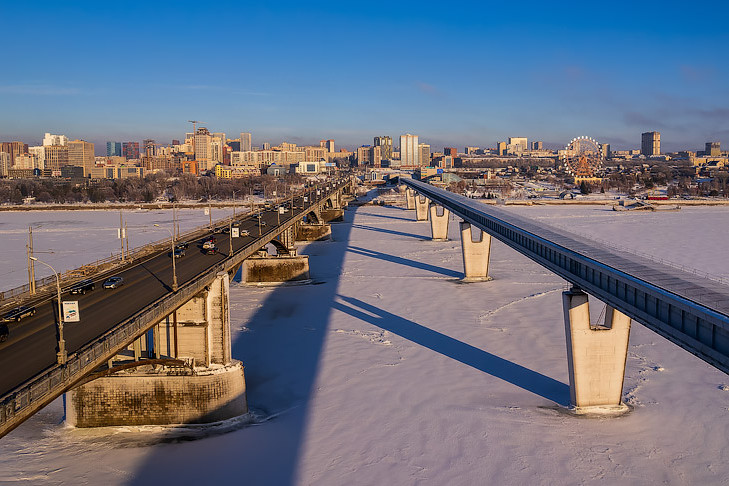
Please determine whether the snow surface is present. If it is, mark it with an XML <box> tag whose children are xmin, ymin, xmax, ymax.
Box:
<box><xmin>1</xmin><ymin>195</ymin><xmax>729</xmax><ymax>485</ymax></box>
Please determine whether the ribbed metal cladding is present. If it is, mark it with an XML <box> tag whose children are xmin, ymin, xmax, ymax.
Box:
<box><xmin>401</xmin><ymin>178</ymin><xmax>729</xmax><ymax>374</ymax></box>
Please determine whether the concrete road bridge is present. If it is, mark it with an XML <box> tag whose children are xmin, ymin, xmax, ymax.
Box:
<box><xmin>0</xmin><ymin>177</ymin><xmax>354</xmax><ymax>438</ymax></box>
<box><xmin>401</xmin><ymin>177</ymin><xmax>729</xmax><ymax>412</ymax></box>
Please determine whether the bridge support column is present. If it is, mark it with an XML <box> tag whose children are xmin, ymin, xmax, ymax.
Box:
<box><xmin>66</xmin><ymin>272</ymin><xmax>247</xmax><ymax>427</ymax></box>
<box><xmin>429</xmin><ymin>204</ymin><xmax>449</xmax><ymax>241</ymax></box>
<box><xmin>278</xmin><ymin>226</ymin><xmax>297</xmax><ymax>256</ymax></box>
<box><xmin>415</xmin><ymin>195</ymin><xmax>429</xmax><ymax>221</ymax></box>
<box><xmin>244</xmin><ymin>254</ymin><xmax>310</xmax><ymax>284</ymax></box>
<box><xmin>563</xmin><ymin>287</ymin><xmax>631</xmax><ymax>413</ymax></box>
<box><xmin>406</xmin><ymin>188</ymin><xmax>416</xmax><ymax>210</ymax></box>
<box><xmin>296</xmin><ymin>223</ymin><xmax>331</xmax><ymax>241</ymax></box>
<box><xmin>459</xmin><ymin>222</ymin><xmax>492</xmax><ymax>281</ymax></box>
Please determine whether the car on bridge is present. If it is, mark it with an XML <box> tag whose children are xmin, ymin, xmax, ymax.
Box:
<box><xmin>169</xmin><ymin>248</ymin><xmax>185</xmax><ymax>258</ymax></box>
<box><xmin>69</xmin><ymin>279</ymin><xmax>95</xmax><ymax>295</ymax></box>
<box><xmin>203</xmin><ymin>246</ymin><xmax>218</xmax><ymax>255</ymax></box>
<box><xmin>102</xmin><ymin>276</ymin><xmax>124</xmax><ymax>289</ymax></box>
<box><xmin>176</xmin><ymin>241</ymin><xmax>189</xmax><ymax>250</ymax></box>
<box><xmin>1</xmin><ymin>305</ymin><xmax>36</xmax><ymax>322</ymax></box>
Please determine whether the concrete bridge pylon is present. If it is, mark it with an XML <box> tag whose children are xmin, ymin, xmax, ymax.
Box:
<box><xmin>406</xmin><ymin>188</ymin><xmax>416</xmax><ymax>210</ymax></box>
<box><xmin>459</xmin><ymin>222</ymin><xmax>492</xmax><ymax>282</ymax></box>
<box><xmin>563</xmin><ymin>287</ymin><xmax>631</xmax><ymax>413</ymax></box>
<box><xmin>415</xmin><ymin>195</ymin><xmax>429</xmax><ymax>221</ymax></box>
<box><xmin>429</xmin><ymin>204</ymin><xmax>449</xmax><ymax>241</ymax></box>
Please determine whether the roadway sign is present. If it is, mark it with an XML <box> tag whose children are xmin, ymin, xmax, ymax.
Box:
<box><xmin>62</xmin><ymin>301</ymin><xmax>80</xmax><ymax>322</ymax></box>
<box><xmin>231</xmin><ymin>227</ymin><xmax>240</xmax><ymax>238</ymax></box>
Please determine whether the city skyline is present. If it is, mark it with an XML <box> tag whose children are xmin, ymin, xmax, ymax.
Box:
<box><xmin>2</xmin><ymin>1</ymin><xmax>727</xmax><ymax>153</ymax></box>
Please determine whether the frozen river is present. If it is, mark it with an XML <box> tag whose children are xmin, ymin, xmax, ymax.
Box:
<box><xmin>1</xmin><ymin>199</ymin><xmax>729</xmax><ymax>484</ymax></box>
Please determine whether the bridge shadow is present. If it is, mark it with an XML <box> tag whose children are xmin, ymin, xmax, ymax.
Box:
<box><xmin>359</xmin><ymin>212</ymin><xmax>413</xmax><ymax>222</ymax></box>
<box><xmin>333</xmin><ymin>295</ymin><xmax>569</xmax><ymax>406</ymax></box>
<box><xmin>129</xmin><ymin>193</ymin><xmax>366</xmax><ymax>485</ymax></box>
<box><xmin>347</xmin><ymin>245</ymin><xmax>462</xmax><ymax>278</ymax></box>
<box><xmin>351</xmin><ymin>223</ymin><xmax>430</xmax><ymax>241</ymax></box>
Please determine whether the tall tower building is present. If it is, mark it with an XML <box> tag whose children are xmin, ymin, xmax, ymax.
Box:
<box><xmin>194</xmin><ymin>128</ymin><xmax>213</xmax><ymax>169</ymax></box>
<box><xmin>122</xmin><ymin>142</ymin><xmax>140</xmax><ymax>160</ymax></box>
<box><xmin>42</xmin><ymin>133</ymin><xmax>68</xmax><ymax>146</ymax></box>
<box><xmin>418</xmin><ymin>143</ymin><xmax>431</xmax><ymax>167</ymax></box>
<box><xmin>68</xmin><ymin>140</ymin><xmax>95</xmax><ymax>176</ymax></box>
<box><xmin>107</xmin><ymin>141</ymin><xmax>122</xmax><ymax>157</ymax></box>
<box><xmin>444</xmin><ymin>147</ymin><xmax>457</xmax><ymax>157</ymax></box>
<box><xmin>400</xmin><ymin>134</ymin><xmax>419</xmax><ymax>167</ymax></box>
<box><xmin>320</xmin><ymin>139</ymin><xmax>335</xmax><ymax>153</ymax></box>
<box><xmin>0</xmin><ymin>141</ymin><xmax>28</xmax><ymax>166</ymax></box>
<box><xmin>143</xmin><ymin>139</ymin><xmax>157</xmax><ymax>157</ymax></box>
<box><xmin>240</xmin><ymin>132</ymin><xmax>252</xmax><ymax>152</ymax></box>
<box><xmin>374</xmin><ymin>136</ymin><xmax>392</xmax><ymax>160</ymax></box>
<box><xmin>706</xmin><ymin>142</ymin><xmax>721</xmax><ymax>157</ymax></box>
<box><xmin>641</xmin><ymin>131</ymin><xmax>660</xmax><ymax>156</ymax></box>
<box><xmin>44</xmin><ymin>144</ymin><xmax>69</xmax><ymax>171</ymax></box>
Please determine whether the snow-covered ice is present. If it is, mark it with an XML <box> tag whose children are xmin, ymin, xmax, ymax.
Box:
<box><xmin>1</xmin><ymin>197</ymin><xmax>729</xmax><ymax>485</ymax></box>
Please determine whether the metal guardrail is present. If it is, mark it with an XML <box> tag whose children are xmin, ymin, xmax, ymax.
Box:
<box><xmin>401</xmin><ymin>178</ymin><xmax>729</xmax><ymax>375</ymax></box>
<box><xmin>0</xmin><ymin>179</ymin><xmax>351</xmax><ymax>437</ymax></box>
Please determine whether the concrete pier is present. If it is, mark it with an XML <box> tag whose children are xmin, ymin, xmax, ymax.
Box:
<box><xmin>415</xmin><ymin>195</ymin><xmax>429</xmax><ymax>221</ymax></box>
<box><xmin>563</xmin><ymin>287</ymin><xmax>631</xmax><ymax>412</ymax></box>
<box><xmin>321</xmin><ymin>208</ymin><xmax>344</xmax><ymax>223</ymax></box>
<box><xmin>459</xmin><ymin>222</ymin><xmax>492</xmax><ymax>281</ymax></box>
<box><xmin>66</xmin><ymin>271</ymin><xmax>248</xmax><ymax>427</ymax></box>
<box><xmin>406</xmin><ymin>188</ymin><xmax>416</xmax><ymax>210</ymax></box>
<box><xmin>296</xmin><ymin>223</ymin><xmax>332</xmax><ymax>241</ymax></box>
<box><xmin>244</xmin><ymin>254</ymin><xmax>311</xmax><ymax>283</ymax></box>
<box><xmin>429</xmin><ymin>204</ymin><xmax>449</xmax><ymax>241</ymax></box>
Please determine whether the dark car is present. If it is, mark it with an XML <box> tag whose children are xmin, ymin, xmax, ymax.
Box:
<box><xmin>176</xmin><ymin>241</ymin><xmax>189</xmax><ymax>250</ymax></box>
<box><xmin>1</xmin><ymin>305</ymin><xmax>36</xmax><ymax>322</ymax></box>
<box><xmin>204</xmin><ymin>236</ymin><xmax>217</xmax><ymax>244</ymax></box>
<box><xmin>69</xmin><ymin>279</ymin><xmax>95</xmax><ymax>295</ymax></box>
<box><xmin>169</xmin><ymin>248</ymin><xmax>185</xmax><ymax>258</ymax></box>
<box><xmin>103</xmin><ymin>276</ymin><xmax>124</xmax><ymax>289</ymax></box>
<box><xmin>203</xmin><ymin>246</ymin><xmax>218</xmax><ymax>255</ymax></box>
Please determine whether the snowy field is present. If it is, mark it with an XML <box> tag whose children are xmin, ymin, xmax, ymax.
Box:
<box><xmin>1</xmin><ymin>196</ymin><xmax>729</xmax><ymax>484</ymax></box>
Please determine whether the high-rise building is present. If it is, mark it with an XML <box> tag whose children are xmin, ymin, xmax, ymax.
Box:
<box><xmin>68</xmin><ymin>140</ymin><xmax>95</xmax><ymax>176</ymax></box>
<box><xmin>143</xmin><ymin>139</ymin><xmax>156</xmax><ymax>158</ymax></box>
<box><xmin>107</xmin><ymin>141</ymin><xmax>122</xmax><ymax>157</ymax></box>
<box><xmin>641</xmin><ymin>131</ymin><xmax>660</xmax><ymax>156</ymax></box>
<box><xmin>262</xmin><ymin>142</ymin><xmax>271</xmax><ymax>151</ymax></box>
<box><xmin>400</xmin><ymin>134</ymin><xmax>419</xmax><ymax>167</ymax></box>
<box><xmin>374</xmin><ymin>136</ymin><xmax>392</xmax><ymax>160</ymax></box>
<box><xmin>0</xmin><ymin>153</ymin><xmax>10</xmax><ymax>177</ymax></box>
<box><xmin>418</xmin><ymin>143</ymin><xmax>431</xmax><ymax>167</ymax></box>
<box><xmin>496</xmin><ymin>142</ymin><xmax>507</xmax><ymax>156</ymax></box>
<box><xmin>44</xmin><ymin>145</ymin><xmax>69</xmax><ymax>171</ymax></box>
<box><xmin>42</xmin><ymin>133</ymin><xmax>68</xmax><ymax>146</ymax></box>
<box><xmin>320</xmin><ymin>139</ymin><xmax>335</xmax><ymax>153</ymax></box>
<box><xmin>465</xmin><ymin>146</ymin><xmax>480</xmax><ymax>155</ymax></box>
<box><xmin>444</xmin><ymin>147</ymin><xmax>457</xmax><ymax>157</ymax></box>
<box><xmin>600</xmin><ymin>143</ymin><xmax>611</xmax><ymax>159</ymax></box>
<box><xmin>122</xmin><ymin>142</ymin><xmax>140</xmax><ymax>160</ymax></box>
<box><xmin>531</xmin><ymin>141</ymin><xmax>543</xmax><ymax>150</ymax></box>
<box><xmin>28</xmin><ymin>146</ymin><xmax>45</xmax><ymax>168</ymax></box>
<box><xmin>240</xmin><ymin>132</ymin><xmax>252</xmax><ymax>152</ymax></box>
<box><xmin>508</xmin><ymin>137</ymin><xmax>528</xmax><ymax>152</ymax></box>
<box><xmin>706</xmin><ymin>142</ymin><xmax>721</xmax><ymax>157</ymax></box>
<box><xmin>0</xmin><ymin>141</ymin><xmax>28</xmax><ymax>166</ymax></box>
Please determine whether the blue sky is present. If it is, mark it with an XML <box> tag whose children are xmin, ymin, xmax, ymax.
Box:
<box><xmin>2</xmin><ymin>1</ymin><xmax>727</xmax><ymax>153</ymax></box>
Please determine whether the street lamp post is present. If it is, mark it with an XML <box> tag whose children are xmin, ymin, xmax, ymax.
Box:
<box><xmin>154</xmin><ymin>224</ymin><xmax>178</xmax><ymax>292</ymax></box>
<box><xmin>29</xmin><ymin>257</ymin><xmax>67</xmax><ymax>365</ymax></box>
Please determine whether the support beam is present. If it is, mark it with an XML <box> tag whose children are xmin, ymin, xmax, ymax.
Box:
<box><xmin>406</xmin><ymin>188</ymin><xmax>416</xmax><ymax>210</ymax></box>
<box><xmin>429</xmin><ymin>204</ymin><xmax>449</xmax><ymax>241</ymax></box>
<box><xmin>563</xmin><ymin>287</ymin><xmax>631</xmax><ymax>412</ymax></box>
<box><xmin>415</xmin><ymin>195</ymin><xmax>429</xmax><ymax>221</ymax></box>
<box><xmin>459</xmin><ymin>222</ymin><xmax>492</xmax><ymax>281</ymax></box>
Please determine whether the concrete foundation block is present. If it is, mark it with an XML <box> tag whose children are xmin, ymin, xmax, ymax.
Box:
<box><xmin>459</xmin><ymin>222</ymin><xmax>492</xmax><ymax>281</ymax></box>
<box><xmin>406</xmin><ymin>189</ymin><xmax>416</xmax><ymax>210</ymax></box>
<box><xmin>66</xmin><ymin>361</ymin><xmax>247</xmax><ymax>427</ymax></box>
<box><xmin>415</xmin><ymin>195</ymin><xmax>429</xmax><ymax>221</ymax></box>
<box><xmin>321</xmin><ymin>208</ymin><xmax>344</xmax><ymax>222</ymax></box>
<box><xmin>296</xmin><ymin>223</ymin><xmax>332</xmax><ymax>241</ymax></box>
<box><xmin>429</xmin><ymin>204</ymin><xmax>449</xmax><ymax>241</ymax></box>
<box><xmin>563</xmin><ymin>288</ymin><xmax>631</xmax><ymax>412</ymax></box>
<box><xmin>244</xmin><ymin>254</ymin><xmax>310</xmax><ymax>283</ymax></box>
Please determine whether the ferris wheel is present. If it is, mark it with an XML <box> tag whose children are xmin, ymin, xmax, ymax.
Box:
<box><xmin>561</xmin><ymin>136</ymin><xmax>603</xmax><ymax>180</ymax></box>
